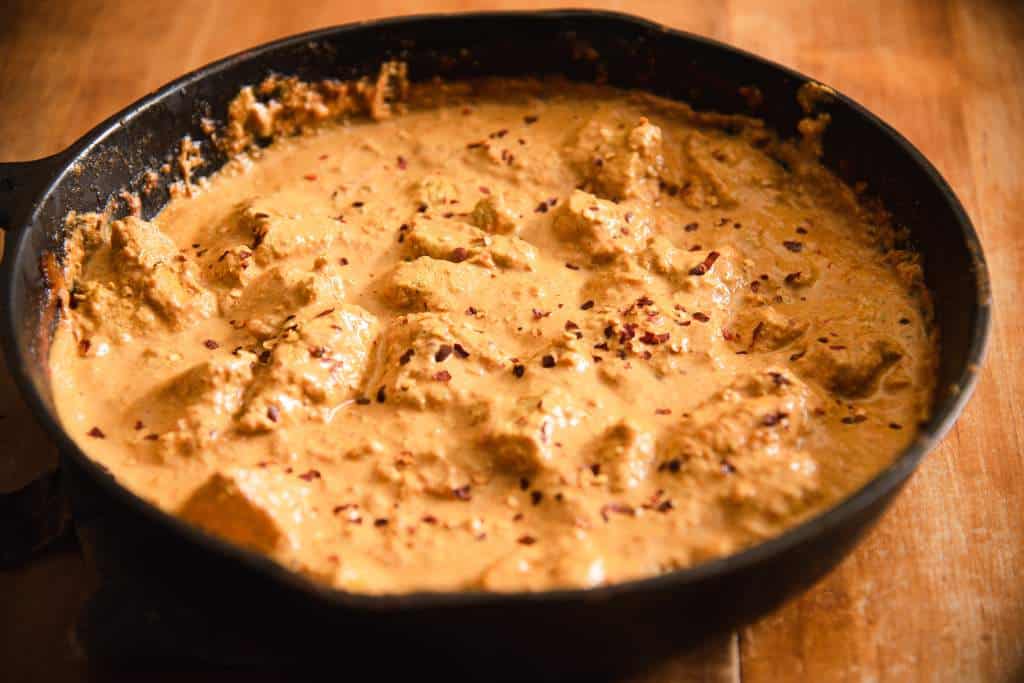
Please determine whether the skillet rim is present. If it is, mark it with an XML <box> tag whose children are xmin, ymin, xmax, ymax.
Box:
<box><xmin>0</xmin><ymin>8</ymin><xmax>992</xmax><ymax>610</ymax></box>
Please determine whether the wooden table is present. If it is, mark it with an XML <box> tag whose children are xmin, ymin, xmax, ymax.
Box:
<box><xmin>2</xmin><ymin>1</ymin><xmax>1022</xmax><ymax>681</ymax></box>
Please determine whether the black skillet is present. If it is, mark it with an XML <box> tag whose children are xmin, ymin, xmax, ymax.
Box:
<box><xmin>0</xmin><ymin>10</ymin><xmax>990</xmax><ymax>681</ymax></box>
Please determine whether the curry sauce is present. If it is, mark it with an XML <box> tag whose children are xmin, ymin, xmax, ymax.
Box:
<box><xmin>49</xmin><ymin>67</ymin><xmax>935</xmax><ymax>593</ymax></box>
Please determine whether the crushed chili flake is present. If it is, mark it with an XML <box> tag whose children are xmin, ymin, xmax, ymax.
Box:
<box><xmin>450</xmin><ymin>247</ymin><xmax>469</xmax><ymax>263</ymax></box>
<box><xmin>789</xmin><ymin>351</ymin><xmax>806</xmax><ymax>361</ymax></box>
<box><xmin>762</xmin><ymin>411</ymin><xmax>788</xmax><ymax>426</ymax></box>
<box><xmin>315</xmin><ymin>307</ymin><xmax>335</xmax><ymax>318</ymax></box>
<box><xmin>422</xmin><ymin>514</ymin><xmax>438</xmax><ymax>524</ymax></box>
<box><xmin>512</xmin><ymin>364</ymin><xmax>525</xmax><ymax>378</ymax></box>
<box><xmin>453</xmin><ymin>485</ymin><xmax>472</xmax><ymax>501</ymax></box>
<box><xmin>339</xmin><ymin>257</ymin><xmax>349</xmax><ymax>266</ymax></box>
<box><xmin>298</xmin><ymin>469</ymin><xmax>321</xmax><ymax>482</ymax></box>
<box><xmin>564</xmin><ymin>321</ymin><xmax>579</xmax><ymax>331</ymax></box>
<box><xmin>535</xmin><ymin>201</ymin><xmax>549</xmax><ymax>213</ymax></box>
<box><xmin>453</xmin><ymin>343</ymin><xmax>470</xmax><ymax>358</ymax></box>
<box><xmin>203</xmin><ymin>339</ymin><xmax>219</xmax><ymax>350</ymax></box>
<box><xmin>784</xmin><ymin>272</ymin><xmax>803</xmax><ymax>285</ymax></box>
<box><xmin>692</xmin><ymin>312</ymin><xmax>710</xmax><ymax>323</ymax></box>
<box><xmin>465</xmin><ymin>306</ymin><xmax>478</xmax><ymax>316</ymax></box>
<box><xmin>333</xmin><ymin>504</ymin><xmax>356</xmax><ymax>514</ymax></box>
<box><xmin>376</xmin><ymin>386</ymin><xmax>387</xmax><ymax>403</ymax></box>
<box><xmin>435</xmin><ymin>345</ymin><xmax>453</xmax><ymax>362</ymax></box>
<box><xmin>600</xmin><ymin>503</ymin><xmax>635</xmax><ymax>522</ymax></box>
<box><xmin>374</xmin><ymin>518</ymin><xmax>389</xmax><ymax>527</ymax></box>
<box><xmin>524</xmin><ymin>115</ymin><xmax>538</xmax><ymax>124</ymax></box>
<box><xmin>530</xmin><ymin>491</ymin><xmax>543</xmax><ymax>506</ymax></box>
<box><xmin>796</xmin><ymin>226</ymin><xmax>809</xmax><ymax>234</ymax></box>
<box><xmin>817</xmin><ymin>337</ymin><xmax>829</xmax><ymax>344</ymax></box>
<box><xmin>541</xmin><ymin>354</ymin><xmax>556</xmax><ymax>368</ymax></box>
<box><xmin>842</xmin><ymin>415</ymin><xmax>868</xmax><ymax>424</ymax></box>
<box><xmin>517</xmin><ymin>535</ymin><xmax>537</xmax><ymax>545</ymax></box>
<box><xmin>565</xmin><ymin>262</ymin><xmax>581</xmax><ymax>271</ymax></box>
<box><xmin>899</xmin><ymin>317</ymin><xmax>910</xmax><ymax>325</ymax></box>
<box><xmin>889</xmin><ymin>422</ymin><xmax>903</xmax><ymax>430</ymax></box>
<box><xmin>399</xmin><ymin>348</ymin><xmax>415</xmax><ymax>365</ymax></box>
<box><xmin>657</xmin><ymin>500</ymin><xmax>675</xmax><ymax>513</ymax></box>
<box><xmin>396</xmin><ymin>155</ymin><xmax>407</xmax><ymax>170</ymax></box>
<box><xmin>782</xmin><ymin>240</ymin><xmax>804</xmax><ymax>252</ymax></box>
<box><xmin>688</xmin><ymin>245</ymin><xmax>702</xmax><ymax>252</ymax></box>
<box><xmin>720</xmin><ymin>459</ymin><xmax>737</xmax><ymax>474</ymax></box>
<box><xmin>690</xmin><ymin>251</ymin><xmax>720</xmax><ymax>276</ymax></box>
<box><xmin>478</xmin><ymin>185</ymin><xmax>491</xmax><ymax>195</ymax></box>
<box><xmin>78</xmin><ymin>338</ymin><xmax>91</xmax><ymax>354</ymax></box>
<box><xmin>655</xmin><ymin>408</ymin><xmax>672</xmax><ymax>415</ymax></box>
<box><xmin>303</xmin><ymin>173</ymin><xmax>318</xmax><ymax>181</ymax></box>
<box><xmin>144</xmin><ymin>433</ymin><xmax>159</xmax><ymax>441</ymax></box>
<box><xmin>355</xmin><ymin>396</ymin><xmax>372</xmax><ymax>405</ymax></box>
<box><xmin>603</xmin><ymin>324</ymin><xmax>615</xmax><ymax>339</ymax></box>
<box><xmin>134</xmin><ymin>420</ymin><xmax>144</xmax><ymax>430</ymax></box>
<box><xmin>640</xmin><ymin>331</ymin><xmax>670</xmax><ymax>345</ymax></box>
<box><xmin>267</xmin><ymin>405</ymin><xmax>280</xmax><ymax>422</ymax></box>
<box><xmin>659</xmin><ymin>458</ymin><xmax>682</xmax><ymax>473</ymax></box>
<box><xmin>636</xmin><ymin>295</ymin><xmax>654</xmax><ymax>307</ymax></box>
<box><xmin>87</xmin><ymin>426</ymin><xmax>105</xmax><ymax>439</ymax></box>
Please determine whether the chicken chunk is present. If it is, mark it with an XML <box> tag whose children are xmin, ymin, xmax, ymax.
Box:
<box><xmin>567</xmin><ymin>114</ymin><xmax>664</xmax><ymax>201</ymax></box>
<box><xmin>552</xmin><ymin>190</ymin><xmax>651</xmax><ymax>264</ymax></box>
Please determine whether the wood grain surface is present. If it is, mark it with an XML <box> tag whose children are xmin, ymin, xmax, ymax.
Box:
<box><xmin>1</xmin><ymin>1</ymin><xmax>1021</xmax><ymax>681</ymax></box>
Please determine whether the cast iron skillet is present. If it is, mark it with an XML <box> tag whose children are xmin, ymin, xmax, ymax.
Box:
<box><xmin>0</xmin><ymin>10</ymin><xmax>990</xmax><ymax>681</ymax></box>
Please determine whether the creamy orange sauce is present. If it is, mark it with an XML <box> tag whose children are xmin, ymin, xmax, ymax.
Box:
<box><xmin>50</xmin><ymin>73</ymin><xmax>935</xmax><ymax>593</ymax></box>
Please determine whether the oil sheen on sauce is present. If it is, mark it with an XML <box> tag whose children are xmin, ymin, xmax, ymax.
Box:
<box><xmin>50</xmin><ymin>74</ymin><xmax>936</xmax><ymax>593</ymax></box>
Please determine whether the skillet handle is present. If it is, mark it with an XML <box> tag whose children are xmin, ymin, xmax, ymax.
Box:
<box><xmin>0</xmin><ymin>154</ymin><xmax>73</xmax><ymax>567</ymax></box>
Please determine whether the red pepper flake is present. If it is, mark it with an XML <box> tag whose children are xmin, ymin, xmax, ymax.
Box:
<box><xmin>541</xmin><ymin>354</ymin><xmax>556</xmax><ymax>368</ymax></box>
<box><xmin>267</xmin><ymin>405</ymin><xmax>280</xmax><ymax>422</ymax></box>
<box><xmin>600</xmin><ymin>503</ymin><xmax>635</xmax><ymax>522</ymax></box>
<box><xmin>134</xmin><ymin>420</ymin><xmax>144</xmax><ymax>430</ymax></box>
<box><xmin>829</xmin><ymin>345</ymin><xmax>848</xmax><ymax>351</ymax></box>
<box><xmin>842</xmin><ymin>415</ymin><xmax>868</xmax><ymax>424</ymax></box>
<box><xmin>303</xmin><ymin>173</ymin><xmax>318</xmax><ymax>181</ymax></box>
<box><xmin>466</xmin><ymin>140</ymin><xmax>486</xmax><ymax>149</ymax></box>
<box><xmin>399</xmin><ymin>348</ymin><xmax>415</xmax><ymax>365</ymax></box>
<box><xmin>783</xmin><ymin>240</ymin><xmax>804</xmax><ymax>252</ymax></box>
<box><xmin>639</xmin><ymin>331</ymin><xmax>670</xmax><ymax>345</ymax></box>
<box><xmin>657</xmin><ymin>500</ymin><xmax>675</xmax><ymax>513</ymax></box>
<box><xmin>531</xmin><ymin>491</ymin><xmax>543</xmax><ymax>505</ymax></box>
<box><xmin>452</xmin><ymin>485</ymin><xmax>472</xmax><ymax>501</ymax></box>
<box><xmin>78</xmin><ymin>339</ymin><xmax>91</xmax><ymax>355</ymax></box>
<box><xmin>889</xmin><ymin>422</ymin><xmax>903</xmax><ymax>430</ymax></box>
<box><xmin>817</xmin><ymin>337</ymin><xmax>829</xmax><ymax>344</ymax></box>
<box><xmin>684</xmin><ymin>222</ymin><xmax>699</xmax><ymax>232</ymax></box>
<box><xmin>519</xmin><ymin>477</ymin><xmax>531</xmax><ymax>491</ymax></box>
<box><xmin>374</xmin><ymin>518</ymin><xmax>389</xmax><ymax>527</ymax></box>
<box><xmin>517</xmin><ymin>535</ymin><xmax>537</xmax><ymax>545</ymax></box>
<box><xmin>396</xmin><ymin>155</ymin><xmax>407</xmax><ymax>170</ymax></box>
<box><xmin>478</xmin><ymin>186</ymin><xmax>491</xmax><ymax>195</ymax></box>
<box><xmin>144</xmin><ymin>433</ymin><xmax>159</xmax><ymax>441</ymax></box>
<box><xmin>421</xmin><ymin>514</ymin><xmax>438</xmax><ymax>524</ymax></box>
<box><xmin>769</xmin><ymin>372</ymin><xmax>791</xmax><ymax>386</ymax></box>
<box><xmin>796</xmin><ymin>226</ymin><xmax>809</xmax><ymax>234</ymax></box>
<box><xmin>659</xmin><ymin>458</ymin><xmax>682</xmax><ymax>473</ymax></box>
<box><xmin>512</xmin><ymin>364</ymin><xmax>525</xmax><ymax>378</ymax></box>
<box><xmin>565</xmin><ymin>262</ymin><xmax>580</xmax><ymax>271</ymax></box>
<box><xmin>309</xmin><ymin>346</ymin><xmax>327</xmax><ymax>359</ymax></box>
<box><xmin>355</xmin><ymin>396</ymin><xmax>372</xmax><ymax>405</ymax></box>
<box><xmin>298</xmin><ymin>469</ymin><xmax>321</xmax><ymax>482</ymax></box>
<box><xmin>603</xmin><ymin>324</ymin><xmax>615</xmax><ymax>339</ymax></box>
<box><xmin>315</xmin><ymin>307</ymin><xmax>335</xmax><ymax>318</ymax></box>
<box><xmin>564</xmin><ymin>321</ymin><xmax>579</xmax><ymax>331</ymax></box>
<box><xmin>532</xmin><ymin>308</ymin><xmax>550</xmax><ymax>320</ymax></box>
<box><xmin>789</xmin><ymin>351</ymin><xmax>806</xmax><ymax>361</ymax></box>
<box><xmin>466</xmin><ymin>306</ymin><xmax>478</xmax><ymax>316</ymax></box>
<box><xmin>87</xmin><ymin>426</ymin><xmax>105</xmax><ymax>439</ymax></box>
<box><xmin>784</xmin><ymin>272</ymin><xmax>803</xmax><ymax>285</ymax></box>
<box><xmin>899</xmin><ymin>317</ymin><xmax>910</xmax><ymax>325</ymax></box>
<box><xmin>435</xmin><ymin>345</ymin><xmax>453</xmax><ymax>362</ymax></box>
<box><xmin>203</xmin><ymin>339</ymin><xmax>219</xmax><ymax>350</ymax></box>
<box><xmin>689</xmin><ymin>251</ymin><xmax>720</xmax><ymax>276</ymax></box>
<box><xmin>339</xmin><ymin>257</ymin><xmax>349</xmax><ymax>266</ymax></box>
<box><xmin>655</xmin><ymin>408</ymin><xmax>672</xmax><ymax>415</ymax></box>
<box><xmin>333</xmin><ymin>503</ymin><xmax>356</xmax><ymax>514</ymax></box>
<box><xmin>535</xmin><ymin>201</ymin><xmax>549</xmax><ymax>213</ymax></box>
<box><xmin>376</xmin><ymin>386</ymin><xmax>387</xmax><ymax>403</ymax></box>
<box><xmin>580</xmin><ymin>300</ymin><xmax>595</xmax><ymax>310</ymax></box>
<box><xmin>524</xmin><ymin>115</ymin><xmax>538</xmax><ymax>124</ymax></box>
<box><xmin>593</xmin><ymin>342</ymin><xmax>610</xmax><ymax>351</ymax></box>
<box><xmin>720</xmin><ymin>459</ymin><xmax>737</xmax><ymax>474</ymax></box>
<box><xmin>433</xmin><ymin>370</ymin><xmax>452</xmax><ymax>382</ymax></box>
<box><xmin>450</xmin><ymin>247</ymin><xmax>469</xmax><ymax>263</ymax></box>
<box><xmin>489</xmin><ymin>129</ymin><xmax>509</xmax><ymax>139</ymax></box>
<box><xmin>692</xmin><ymin>312</ymin><xmax>710</xmax><ymax>323</ymax></box>
<box><xmin>762</xmin><ymin>411</ymin><xmax>788</xmax><ymax>426</ymax></box>
<box><xmin>618</xmin><ymin>323</ymin><xmax>638</xmax><ymax>344</ymax></box>
<box><xmin>453</xmin><ymin>343</ymin><xmax>470</xmax><ymax>359</ymax></box>
<box><xmin>636</xmin><ymin>295</ymin><xmax>654</xmax><ymax>307</ymax></box>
